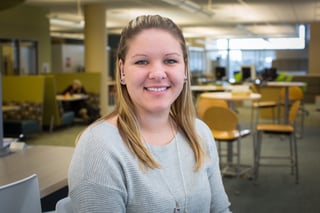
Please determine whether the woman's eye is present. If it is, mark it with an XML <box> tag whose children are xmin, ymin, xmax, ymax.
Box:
<box><xmin>135</xmin><ymin>60</ymin><xmax>148</xmax><ymax>65</ymax></box>
<box><xmin>165</xmin><ymin>59</ymin><xmax>177</xmax><ymax>64</ymax></box>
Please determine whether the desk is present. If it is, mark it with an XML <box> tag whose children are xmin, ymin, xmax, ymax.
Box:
<box><xmin>266</xmin><ymin>81</ymin><xmax>306</xmax><ymax>123</ymax></box>
<box><xmin>0</xmin><ymin>145</ymin><xmax>74</xmax><ymax>198</ymax></box>
<box><xmin>56</xmin><ymin>94</ymin><xmax>88</xmax><ymax>102</ymax></box>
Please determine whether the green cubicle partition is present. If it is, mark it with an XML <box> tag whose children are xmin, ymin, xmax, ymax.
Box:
<box><xmin>53</xmin><ymin>72</ymin><xmax>101</xmax><ymax>94</ymax></box>
<box><xmin>2</xmin><ymin>76</ymin><xmax>45</xmax><ymax>136</ymax></box>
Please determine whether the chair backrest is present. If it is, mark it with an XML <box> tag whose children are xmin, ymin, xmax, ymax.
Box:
<box><xmin>289</xmin><ymin>100</ymin><xmax>301</xmax><ymax>124</ymax></box>
<box><xmin>203</xmin><ymin>106</ymin><xmax>238</xmax><ymax>131</ymax></box>
<box><xmin>0</xmin><ymin>174</ymin><xmax>42</xmax><ymax>213</ymax></box>
<box><xmin>55</xmin><ymin>196</ymin><xmax>73</xmax><ymax>213</ymax></box>
<box><xmin>250</xmin><ymin>83</ymin><xmax>259</xmax><ymax>93</ymax></box>
<box><xmin>196</xmin><ymin>94</ymin><xmax>228</xmax><ymax>119</ymax></box>
<box><xmin>280</xmin><ymin>86</ymin><xmax>304</xmax><ymax>101</ymax></box>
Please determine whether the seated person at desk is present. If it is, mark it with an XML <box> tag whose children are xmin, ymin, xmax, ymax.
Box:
<box><xmin>62</xmin><ymin>79</ymin><xmax>92</xmax><ymax>122</ymax></box>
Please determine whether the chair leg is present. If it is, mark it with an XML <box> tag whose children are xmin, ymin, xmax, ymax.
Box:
<box><xmin>218</xmin><ymin>141</ymin><xmax>222</xmax><ymax>169</ymax></box>
<box><xmin>296</xmin><ymin>106</ymin><xmax>305</xmax><ymax>139</ymax></box>
<box><xmin>289</xmin><ymin>134</ymin><xmax>294</xmax><ymax>175</ymax></box>
<box><xmin>292</xmin><ymin>133</ymin><xmax>299</xmax><ymax>184</ymax></box>
<box><xmin>236</xmin><ymin>139</ymin><xmax>241</xmax><ymax>178</ymax></box>
<box><xmin>250</xmin><ymin>105</ymin><xmax>254</xmax><ymax>130</ymax></box>
<box><xmin>254</xmin><ymin>131</ymin><xmax>262</xmax><ymax>181</ymax></box>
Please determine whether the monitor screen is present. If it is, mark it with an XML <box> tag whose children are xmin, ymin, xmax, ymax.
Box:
<box><xmin>241</xmin><ymin>65</ymin><xmax>256</xmax><ymax>81</ymax></box>
<box><xmin>241</xmin><ymin>67</ymin><xmax>251</xmax><ymax>80</ymax></box>
<box><xmin>215</xmin><ymin>66</ymin><xmax>226</xmax><ymax>80</ymax></box>
<box><xmin>268</xmin><ymin>67</ymin><xmax>278</xmax><ymax>80</ymax></box>
<box><xmin>262</xmin><ymin>67</ymin><xmax>278</xmax><ymax>81</ymax></box>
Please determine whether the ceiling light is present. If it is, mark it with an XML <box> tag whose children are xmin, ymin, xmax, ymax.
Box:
<box><xmin>161</xmin><ymin>0</ymin><xmax>214</xmax><ymax>18</ymax></box>
<box><xmin>50</xmin><ymin>18</ymin><xmax>84</xmax><ymax>28</ymax></box>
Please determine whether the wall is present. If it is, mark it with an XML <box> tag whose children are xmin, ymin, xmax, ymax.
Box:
<box><xmin>271</xmin><ymin>49</ymin><xmax>309</xmax><ymax>74</ymax></box>
<box><xmin>309</xmin><ymin>23</ymin><xmax>320</xmax><ymax>76</ymax></box>
<box><xmin>51</xmin><ymin>44</ymin><xmax>84</xmax><ymax>73</ymax></box>
<box><xmin>0</xmin><ymin>5</ymin><xmax>51</xmax><ymax>74</ymax></box>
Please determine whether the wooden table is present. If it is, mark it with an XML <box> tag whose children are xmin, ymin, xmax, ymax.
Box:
<box><xmin>56</xmin><ymin>94</ymin><xmax>88</xmax><ymax>102</ymax></box>
<box><xmin>200</xmin><ymin>92</ymin><xmax>261</xmax><ymax>109</ymax></box>
<box><xmin>266</xmin><ymin>81</ymin><xmax>306</xmax><ymax>123</ymax></box>
<box><xmin>0</xmin><ymin>145</ymin><xmax>74</xmax><ymax>198</ymax></box>
<box><xmin>191</xmin><ymin>85</ymin><xmax>227</xmax><ymax>101</ymax></box>
<box><xmin>190</xmin><ymin>85</ymin><xmax>226</xmax><ymax>92</ymax></box>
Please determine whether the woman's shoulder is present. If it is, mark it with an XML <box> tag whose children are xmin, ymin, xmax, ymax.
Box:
<box><xmin>76</xmin><ymin>119</ymin><xmax>122</xmax><ymax>149</ymax></box>
<box><xmin>194</xmin><ymin>118</ymin><xmax>216</xmax><ymax>152</ymax></box>
<box><xmin>195</xmin><ymin>118</ymin><xmax>212</xmax><ymax>136</ymax></box>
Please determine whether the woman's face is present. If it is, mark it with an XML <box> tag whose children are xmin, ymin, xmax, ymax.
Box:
<box><xmin>119</xmin><ymin>29</ymin><xmax>186</xmax><ymax>115</ymax></box>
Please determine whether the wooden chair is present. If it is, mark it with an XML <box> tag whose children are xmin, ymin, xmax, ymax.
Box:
<box><xmin>250</xmin><ymin>84</ymin><xmax>277</xmax><ymax>128</ymax></box>
<box><xmin>254</xmin><ymin>100</ymin><xmax>301</xmax><ymax>184</ymax></box>
<box><xmin>196</xmin><ymin>93</ymin><xmax>228</xmax><ymax>119</ymax></box>
<box><xmin>278</xmin><ymin>86</ymin><xmax>307</xmax><ymax>138</ymax></box>
<box><xmin>203</xmin><ymin>106</ymin><xmax>251</xmax><ymax>178</ymax></box>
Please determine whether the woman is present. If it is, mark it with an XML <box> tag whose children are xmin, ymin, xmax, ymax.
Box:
<box><xmin>62</xmin><ymin>79</ymin><xmax>90</xmax><ymax>121</ymax></box>
<box><xmin>68</xmin><ymin>15</ymin><xmax>232</xmax><ymax>213</ymax></box>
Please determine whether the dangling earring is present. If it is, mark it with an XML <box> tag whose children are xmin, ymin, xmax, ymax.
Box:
<box><xmin>120</xmin><ymin>78</ymin><xmax>125</xmax><ymax>85</ymax></box>
<box><xmin>184</xmin><ymin>77</ymin><xmax>188</xmax><ymax>82</ymax></box>
<box><xmin>120</xmin><ymin>72</ymin><xmax>125</xmax><ymax>85</ymax></box>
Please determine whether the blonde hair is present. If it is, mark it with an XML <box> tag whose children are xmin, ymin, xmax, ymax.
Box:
<box><xmin>106</xmin><ymin>15</ymin><xmax>205</xmax><ymax>170</ymax></box>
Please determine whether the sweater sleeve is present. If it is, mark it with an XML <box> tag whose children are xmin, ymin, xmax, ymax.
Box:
<box><xmin>68</xmin><ymin>125</ymin><xmax>128</xmax><ymax>213</ymax></box>
<box><xmin>196</xmin><ymin>119</ymin><xmax>232</xmax><ymax>213</ymax></box>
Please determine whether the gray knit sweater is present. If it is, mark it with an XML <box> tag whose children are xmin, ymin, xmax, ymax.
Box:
<box><xmin>68</xmin><ymin>119</ymin><xmax>232</xmax><ymax>213</ymax></box>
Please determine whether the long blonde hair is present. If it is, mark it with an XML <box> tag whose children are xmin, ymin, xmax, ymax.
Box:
<box><xmin>106</xmin><ymin>15</ymin><xmax>205</xmax><ymax>170</ymax></box>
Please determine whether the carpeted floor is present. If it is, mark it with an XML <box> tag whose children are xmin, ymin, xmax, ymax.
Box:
<box><xmin>26</xmin><ymin>103</ymin><xmax>320</xmax><ymax>213</ymax></box>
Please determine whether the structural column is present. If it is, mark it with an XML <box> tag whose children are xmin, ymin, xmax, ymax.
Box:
<box><xmin>84</xmin><ymin>4</ymin><xmax>109</xmax><ymax>116</ymax></box>
<box><xmin>309</xmin><ymin>23</ymin><xmax>320</xmax><ymax>75</ymax></box>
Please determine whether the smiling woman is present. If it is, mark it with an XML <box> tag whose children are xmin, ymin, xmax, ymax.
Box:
<box><xmin>68</xmin><ymin>15</ymin><xmax>232</xmax><ymax>213</ymax></box>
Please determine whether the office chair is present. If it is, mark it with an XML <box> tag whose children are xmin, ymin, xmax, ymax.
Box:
<box><xmin>196</xmin><ymin>94</ymin><xmax>228</xmax><ymax>119</ymax></box>
<box><xmin>254</xmin><ymin>100</ymin><xmax>301</xmax><ymax>184</ymax></box>
<box><xmin>0</xmin><ymin>174</ymin><xmax>42</xmax><ymax>213</ymax></box>
<box><xmin>55</xmin><ymin>196</ymin><xmax>73</xmax><ymax>213</ymax></box>
<box><xmin>203</xmin><ymin>106</ymin><xmax>251</xmax><ymax>178</ymax></box>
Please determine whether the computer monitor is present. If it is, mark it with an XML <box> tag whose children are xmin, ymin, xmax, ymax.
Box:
<box><xmin>241</xmin><ymin>65</ymin><xmax>256</xmax><ymax>81</ymax></box>
<box><xmin>268</xmin><ymin>67</ymin><xmax>278</xmax><ymax>81</ymax></box>
<box><xmin>261</xmin><ymin>67</ymin><xmax>278</xmax><ymax>81</ymax></box>
<box><xmin>215</xmin><ymin>66</ymin><xmax>226</xmax><ymax>80</ymax></box>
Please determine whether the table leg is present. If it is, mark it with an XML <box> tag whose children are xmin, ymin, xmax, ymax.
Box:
<box><xmin>227</xmin><ymin>143</ymin><xmax>233</xmax><ymax>164</ymax></box>
<box><xmin>284</xmin><ymin>87</ymin><xmax>289</xmax><ymax>124</ymax></box>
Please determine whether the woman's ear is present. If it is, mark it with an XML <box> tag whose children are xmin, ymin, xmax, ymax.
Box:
<box><xmin>119</xmin><ymin>60</ymin><xmax>126</xmax><ymax>85</ymax></box>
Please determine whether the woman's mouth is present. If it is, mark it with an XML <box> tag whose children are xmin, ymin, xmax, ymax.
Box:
<box><xmin>144</xmin><ymin>86</ymin><xmax>169</xmax><ymax>92</ymax></box>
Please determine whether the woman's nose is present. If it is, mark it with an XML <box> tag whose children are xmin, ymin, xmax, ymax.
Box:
<box><xmin>148</xmin><ymin>62</ymin><xmax>167</xmax><ymax>81</ymax></box>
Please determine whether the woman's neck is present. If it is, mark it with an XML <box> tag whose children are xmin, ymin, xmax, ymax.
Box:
<box><xmin>138</xmin><ymin>114</ymin><xmax>177</xmax><ymax>146</ymax></box>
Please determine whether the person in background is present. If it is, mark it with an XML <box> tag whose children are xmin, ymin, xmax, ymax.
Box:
<box><xmin>68</xmin><ymin>15</ymin><xmax>232</xmax><ymax>213</ymax></box>
<box><xmin>62</xmin><ymin>79</ymin><xmax>90</xmax><ymax>121</ymax></box>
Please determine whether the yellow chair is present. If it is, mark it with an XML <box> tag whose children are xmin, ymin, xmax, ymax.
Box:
<box><xmin>203</xmin><ymin>106</ymin><xmax>251</xmax><ymax>177</ymax></box>
<box><xmin>196</xmin><ymin>93</ymin><xmax>228</xmax><ymax>119</ymax></box>
<box><xmin>250</xmin><ymin>84</ymin><xmax>277</xmax><ymax>127</ymax></box>
<box><xmin>278</xmin><ymin>86</ymin><xmax>306</xmax><ymax>138</ymax></box>
<box><xmin>254</xmin><ymin>100</ymin><xmax>301</xmax><ymax>184</ymax></box>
